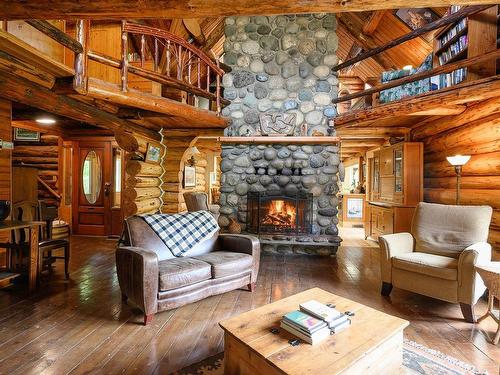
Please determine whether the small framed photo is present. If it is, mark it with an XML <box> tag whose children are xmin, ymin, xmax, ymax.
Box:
<box><xmin>184</xmin><ymin>166</ymin><xmax>196</xmax><ymax>188</ymax></box>
<box><xmin>14</xmin><ymin>128</ymin><xmax>40</xmax><ymax>142</ymax></box>
<box><xmin>145</xmin><ymin>143</ymin><xmax>161</xmax><ymax>163</ymax></box>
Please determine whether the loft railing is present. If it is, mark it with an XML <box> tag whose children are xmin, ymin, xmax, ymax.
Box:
<box><xmin>23</xmin><ymin>19</ymin><xmax>225</xmax><ymax>114</ymax></box>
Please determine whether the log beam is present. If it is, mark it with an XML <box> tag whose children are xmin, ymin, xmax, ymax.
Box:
<box><xmin>2</xmin><ymin>1</ymin><xmax>498</xmax><ymax>19</ymax></box>
<box><xmin>0</xmin><ymin>72</ymin><xmax>160</xmax><ymax>141</ymax></box>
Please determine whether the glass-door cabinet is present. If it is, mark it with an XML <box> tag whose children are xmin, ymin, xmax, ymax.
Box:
<box><xmin>394</xmin><ymin>148</ymin><xmax>403</xmax><ymax>193</ymax></box>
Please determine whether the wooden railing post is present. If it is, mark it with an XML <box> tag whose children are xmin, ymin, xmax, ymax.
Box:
<box><xmin>120</xmin><ymin>20</ymin><xmax>128</xmax><ymax>92</ymax></box>
<box><xmin>74</xmin><ymin>20</ymin><xmax>90</xmax><ymax>93</ymax></box>
<box><xmin>215</xmin><ymin>58</ymin><xmax>221</xmax><ymax>115</ymax></box>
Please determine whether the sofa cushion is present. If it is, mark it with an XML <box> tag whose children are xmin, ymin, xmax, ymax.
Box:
<box><xmin>158</xmin><ymin>258</ymin><xmax>211</xmax><ymax>291</ymax></box>
<box><xmin>194</xmin><ymin>251</ymin><xmax>253</xmax><ymax>279</ymax></box>
<box><xmin>392</xmin><ymin>252</ymin><xmax>458</xmax><ymax>281</ymax></box>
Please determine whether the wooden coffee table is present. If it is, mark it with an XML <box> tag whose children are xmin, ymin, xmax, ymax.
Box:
<box><xmin>219</xmin><ymin>288</ymin><xmax>409</xmax><ymax>375</ymax></box>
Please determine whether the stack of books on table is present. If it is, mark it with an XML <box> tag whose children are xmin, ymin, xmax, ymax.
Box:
<box><xmin>280</xmin><ymin>300</ymin><xmax>351</xmax><ymax>344</ymax></box>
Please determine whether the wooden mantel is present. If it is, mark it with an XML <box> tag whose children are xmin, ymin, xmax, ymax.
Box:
<box><xmin>198</xmin><ymin>136</ymin><xmax>341</xmax><ymax>144</ymax></box>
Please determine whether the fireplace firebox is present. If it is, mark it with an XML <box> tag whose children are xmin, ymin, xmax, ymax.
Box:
<box><xmin>247</xmin><ymin>191</ymin><xmax>313</xmax><ymax>235</ymax></box>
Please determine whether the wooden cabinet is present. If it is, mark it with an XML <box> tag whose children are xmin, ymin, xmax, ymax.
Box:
<box><xmin>365</xmin><ymin>142</ymin><xmax>423</xmax><ymax>240</ymax></box>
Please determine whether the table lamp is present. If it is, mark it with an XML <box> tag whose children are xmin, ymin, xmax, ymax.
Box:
<box><xmin>446</xmin><ymin>155</ymin><xmax>470</xmax><ymax>205</ymax></box>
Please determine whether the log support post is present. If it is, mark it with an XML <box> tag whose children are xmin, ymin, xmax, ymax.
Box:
<box><xmin>74</xmin><ymin>20</ymin><xmax>90</xmax><ymax>93</ymax></box>
<box><xmin>121</xmin><ymin>20</ymin><xmax>129</xmax><ymax>92</ymax></box>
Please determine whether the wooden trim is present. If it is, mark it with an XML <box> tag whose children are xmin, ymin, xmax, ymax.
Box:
<box><xmin>333</xmin><ymin>5</ymin><xmax>492</xmax><ymax>72</ymax></box>
<box><xmin>333</xmin><ymin>49</ymin><xmax>500</xmax><ymax>104</ymax></box>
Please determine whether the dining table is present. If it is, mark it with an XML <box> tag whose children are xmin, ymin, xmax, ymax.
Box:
<box><xmin>0</xmin><ymin>220</ymin><xmax>44</xmax><ymax>292</ymax></box>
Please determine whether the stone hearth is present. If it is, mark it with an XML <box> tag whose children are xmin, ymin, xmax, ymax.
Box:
<box><xmin>218</xmin><ymin>14</ymin><xmax>341</xmax><ymax>255</ymax></box>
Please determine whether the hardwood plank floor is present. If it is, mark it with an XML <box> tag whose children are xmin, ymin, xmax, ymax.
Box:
<box><xmin>0</xmin><ymin>229</ymin><xmax>499</xmax><ymax>374</ymax></box>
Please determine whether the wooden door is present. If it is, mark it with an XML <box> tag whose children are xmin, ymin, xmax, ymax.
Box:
<box><xmin>72</xmin><ymin>141</ymin><xmax>112</xmax><ymax>236</ymax></box>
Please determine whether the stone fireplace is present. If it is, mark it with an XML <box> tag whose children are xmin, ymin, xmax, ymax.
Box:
<box><xmin>218</xmin><ymin>14</ymin><xmax>341</xmax><ymax>255</ymax></box>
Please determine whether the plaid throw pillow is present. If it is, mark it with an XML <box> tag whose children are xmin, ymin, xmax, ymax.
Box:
<box><xmin>141</xmin><ymin>211</ymin><xmax>219</xmax><ymax>257</ymax></box>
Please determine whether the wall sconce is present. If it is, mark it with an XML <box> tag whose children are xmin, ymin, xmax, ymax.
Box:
<box><xmin>446</xmin><ymin>154</ymin><xmax>471</xmax><ymax>205</ymax></box>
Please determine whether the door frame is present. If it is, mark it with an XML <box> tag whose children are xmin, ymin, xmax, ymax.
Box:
<box><xmin>72</xmin><ymin>137</ymin><xmax>114</xmax><ymax>236</ymax></box>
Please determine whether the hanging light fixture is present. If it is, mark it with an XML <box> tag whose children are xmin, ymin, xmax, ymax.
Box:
<box><xmin>446</xmin><ymin>155</ymin><xmax>471</xmax><ymax>205</ymax></box>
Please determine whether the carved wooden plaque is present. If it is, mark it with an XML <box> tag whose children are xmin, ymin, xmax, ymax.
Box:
<box><xmin>259</xmin><ymin>112</ymin><xmax>297</xmax><ymax>136</ymax></box>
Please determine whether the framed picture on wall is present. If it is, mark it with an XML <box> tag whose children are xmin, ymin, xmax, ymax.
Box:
<box><xmin>145</xmin><ymin>143</ymin><xmax>161</xmax><ymax>163</ymax></box>
<box><xmin>14</xmin><ymin>128</ymin><xmax>40</xmax><ymax>142</ymax></box>
<box><xmin>184</xmin><ymin>166</ymin><xmax>196</xmax><ymax>188</ymax></box>
<box><xmin>209</xmin><ymin>171</ymin><xmax>217</xmax><ymax>185</ymax></box>
<box><xmin>394</xmin><ymin>8</ymin><xmax>440</xmax><ymax>31</ymax></box>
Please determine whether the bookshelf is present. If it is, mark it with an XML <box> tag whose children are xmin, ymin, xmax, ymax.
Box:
<box><xmin>432</xmin><ymin>5</ymin><xmax>498</xmax><ymax>90</ymax></box>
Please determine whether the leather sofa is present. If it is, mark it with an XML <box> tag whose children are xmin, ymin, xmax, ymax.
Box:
<box><xmin>116</xmin><ymin>215</ymin><xmax>260</xmax><ymax>325</ymax></box>
<box><xmin>379</xmin><ymin>202</ymin><xmax>493</xmax><ymax>323</ymax></box>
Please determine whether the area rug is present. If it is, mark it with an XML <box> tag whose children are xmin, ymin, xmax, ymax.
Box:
<box><xmin>171</xmin><ymin>339</ymin><xmax>488</xmax><ymax>375</ymax></box>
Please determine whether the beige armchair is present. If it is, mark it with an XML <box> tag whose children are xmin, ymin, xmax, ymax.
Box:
<box><xmin>379</xmin><ymin>202</ymin><xmax>493</xmax><ymax>323</ymax></box>
<box><xmin>183</xmin><ymin>192</ymin><xmax>220</xmax><ymax>220</ymax></box>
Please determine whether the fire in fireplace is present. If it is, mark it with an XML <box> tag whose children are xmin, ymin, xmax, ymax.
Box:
<box><xmin>247</xmin><ymin>191</ymin><xmax>313</xmax><ymax>235</ymax></box>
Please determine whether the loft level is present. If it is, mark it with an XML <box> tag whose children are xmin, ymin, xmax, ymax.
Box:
<box><xmin>334</xmin><ymin>5</ymin><xmax>498</xmax><ymax>112</ymax></box>
<box><xmin>0</xmin><ymin>22</ymin><xmax>229</xmax><ymax>139</ymax></box>
<box><xmin>334</xmin><ymin>74</ymin><xmax>500</xmax><ymax>129</ymax></box>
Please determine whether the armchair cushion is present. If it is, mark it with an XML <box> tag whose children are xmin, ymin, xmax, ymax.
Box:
<box><xmin>194</xmin><ymin>251</ymin><xmax>253</xmax><ymax>279</ymax></box>
<box><xmin>392</xmin><ymin>252</ymin><xmax>458</xmax><ymax>281</ymax></box>
<box><xmin>411</xmin><ymin>202</ymin><xmax>493</xmax><ymax>258</ymax></box>
<box><xmin>379</xmin><ymin>232</ymin><xmax>415</xmax><ymax>283</ymax></box>
<box><xmin>158</xmin><ymin>258</ymin><xmax>211</xmax><ymax>291</ymax></box>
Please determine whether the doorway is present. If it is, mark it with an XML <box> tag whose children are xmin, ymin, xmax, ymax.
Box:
<box><xmin>72</xmin><ymin>140</ymin><xmax>123</xmax><ymax>236</ymax></box>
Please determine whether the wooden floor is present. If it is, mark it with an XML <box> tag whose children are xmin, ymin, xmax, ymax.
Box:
<box><xmin>0</xmin><ymin>229</ymin><xmax>499</xmax><ymax>374</ymax></box>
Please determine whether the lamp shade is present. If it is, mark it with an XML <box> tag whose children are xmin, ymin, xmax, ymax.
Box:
<box><xmin>446</xmin><ymin>155</ymin><xmax>470</xmax><ymax>166</ymax></box>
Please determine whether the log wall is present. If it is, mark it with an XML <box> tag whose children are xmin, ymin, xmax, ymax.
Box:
<box><xmin>0</xmin><ymin>99</ymin><xmax>12</xmax><ymax>267</ymax></box>
<box><xmin>120</xmin><ymin>132</ymin><xmax>165</xmax><ymax>218</ymax></box>
<box><xmin>411</xmin><ymin>98</ymin><xmax>500</xmax><ymax>252</ymax></box>
<box><xmin>12</xmin><ymin>133</ymin><xmax>60</xmax><ymax>206</ymax></box>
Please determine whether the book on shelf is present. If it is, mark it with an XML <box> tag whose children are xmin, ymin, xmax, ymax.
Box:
<box><xmin>438</xmin><ymin>19</ymin><xmax>467</xmax><ymax>49</ymax></box>
<box><xmin>438</xmin><ymin>35</ymin><xmax>468</xmax><ymax>65</ymax></box>
<box><xmin>430</xmin><ymin>68</ymin><xmax>467</xmax><ymax>90</ymax></box>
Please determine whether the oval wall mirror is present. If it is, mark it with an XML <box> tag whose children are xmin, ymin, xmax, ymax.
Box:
<box><xmin>82</xmin><ymin>150</ymin><xmax>102</xmax><ymax>204</ymax></box>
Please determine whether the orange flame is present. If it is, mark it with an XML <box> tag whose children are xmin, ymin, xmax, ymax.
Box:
<box><xmin>262</xmin><ymin>200</ymin><xmax>296</xmax><ymax>227</ymax></box>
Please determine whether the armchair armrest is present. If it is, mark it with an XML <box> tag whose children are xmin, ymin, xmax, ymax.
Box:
<box><xmin>458</xmin><ymin>242</ymin><xmax>491</xmax><ymax>304</ymax></box>
<box><xmin>379</xmin><ymin>233</ymin><xmax>415</xmax><ymax>283</ymax></box>
<box><xmin>218</xmin><ymin>234</ymin><xmax>260</xmax><ymax>283</ymax></box>
<box><xmin>116</xmin><ymin>246</ymin><xmax>159</xmax><ymax>316</ymax></box>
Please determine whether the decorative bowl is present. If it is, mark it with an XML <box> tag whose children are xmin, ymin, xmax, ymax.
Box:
<box><xmin>0</xmin><ymin>200</ymin><xmax>11</xmax><ymax>222</ymax></box>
